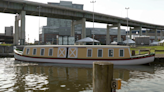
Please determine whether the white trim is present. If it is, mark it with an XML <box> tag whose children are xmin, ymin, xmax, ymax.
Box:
<box><xmin>40</xmin><ymin>48</ymin><xmax>45</xmax><ymax>56</ymax></box>
<box><xmin>24</xmin><ymin>45</ymin><xmax>129</xmax><ymax>48</ymax></box>
<box><xmin>26</xmin><ymin>48</ymin><xmax>30</xmax><ymax>55</ymax></box>
<box><xmin>68</xmin><ymin>48</ymin><xmax>78</xmax><ymax>58</ymax></box>
<box><xmin>108</xmin><ymin>49</ymin><xmax>114</xmax><ymax>57</ymax></box>
<box><xmin>119</xmin><ymin>49</ymin><xmax>124</xmax><ymax>57</ymax></box>
<box><xmin>33</xmin><ymin>48</ymin><xmax>37</xmax><ymax>55</ymax></box>
<box><xmin>48</xmin><ymin>48</ymin><xmax>53</xmax><ymax>56</ymax></box>
<box><xmin>87</xmin><ymin>48</ymin><xmax>92</xmax><ymax>57</ymax></box>
<box><xmin>97</xmin><ymin>49</ymin><xmax>103</xmax><ymax>57</ymax></box>
<box><xmin>57</xmin><ymin>47</ymin><xmax>66</xmax><ymax>58</ymax></box>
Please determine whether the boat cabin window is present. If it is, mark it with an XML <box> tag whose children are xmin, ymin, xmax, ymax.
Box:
<box><xmin>87</xmin><ymin>49</ymin><xmax>92</xmax><ymax>57</ymax></box>
<box><xmin>98</xmin><ymin>49</ymin><xmax>103</xmax><ymax>57</ymax></box>
<box><xmin>119</xmin><ymin>49</ymin><xmax>124</xmax><ymax>57</ymax></box>
<box><xmin>108</xmin><ymin>49</ymin><xmax>114</xmax><ymax>57</ymax></box>
<box><xmin>26</xmin><ymin>48</ymin><xmax>30</xmax><ymax>55</ymax></box>
<box><xmin>33</xmin><ymin>48</ymin><xmax>37</xmax><ymax>55</ymax></box>
<box><xmin>40</xmin><ymin>48</ymin><xmax>45</xmax><ymax>56</ymax></box>
<box><xmin>49</xmin><ymin>48</ymin><xmax>53</xmax><ymax>56</ymax></box>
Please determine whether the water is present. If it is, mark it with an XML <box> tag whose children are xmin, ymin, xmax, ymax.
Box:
<box><xmin>0</xmin><ymin>58</ymin><xmax>164</xmax><ymax>92</ymax></box>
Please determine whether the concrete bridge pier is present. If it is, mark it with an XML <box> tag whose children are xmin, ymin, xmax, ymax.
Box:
<box><xmin>71</xmin><ymin>18</ymin><xmax>86</xmax><ymax>39</ymax></box>
<box><xmin>106</xmin><ymin>24</ymin><xmax>120</xmax><ymax>45</ymax></box>
<box><xmin>139</xmin><ymin>26</ymin><xmax>142</xmax><ymax>36</ymax></box>
<box><xmin>82</xmin><ymin>18</ymin><xmax>86</xmax><ymax>39</ymax></box>
<box><xmin>20</xmin><ymin>11</ymin><xmax>26</xmax><ymax>45</ymax></box>
<box><xmin>145</xmin><ymin>29</ymin><xmax>148</xmax><ymax>36</ymax></box>
<box><xmin>14</xmin><ymin>16</ymin><xmax>19</xmax><ymax>45</ymax></box>
<box><xmin>117</xmin><ymin>23</ymin><xmax>121</xmax><ymax>42</ymax></box>
<box><xmin>14</xmin><ymin>14</ymin><xmax>21</xmax><ymax>45</ymax></box>
<box><xmin>106</xmin><ymin>25</ymin><xmax>110</xmax><ymax>45</ymax></box>
<box><xmin>130</xmin><ymin>26</ymin><xmax>142</xmax><ymax>37</ymax></box>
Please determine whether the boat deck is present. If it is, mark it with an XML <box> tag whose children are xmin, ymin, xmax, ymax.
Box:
<box><xmin>131</xmin><ymin>53</ymin><xmax>153</xmax><ymax>58</ymax></box>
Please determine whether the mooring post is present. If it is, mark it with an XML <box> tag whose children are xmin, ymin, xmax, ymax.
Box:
<box><xmin>93</xmin><ymin>61</ymin><xmax>114</xmax><ymax>92</ymax></box>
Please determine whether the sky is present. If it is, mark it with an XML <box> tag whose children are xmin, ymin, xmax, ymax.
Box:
<box><xmin>1</xmin><ymin>0</ymin><xmax>164</xmax><ymax>43</ymax></box>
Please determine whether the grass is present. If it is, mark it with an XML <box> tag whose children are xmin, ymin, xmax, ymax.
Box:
<box><xmin>0</xmin><ymin>44</ymin><xmax>12</xmax><ymax>46</ymax></box>
<box><xmin>130</xmin><ymin>46</ymin><xmax>164</xmax><ymax>55</ymax></box>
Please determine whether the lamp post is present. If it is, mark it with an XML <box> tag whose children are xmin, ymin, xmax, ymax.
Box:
<box><xmin>125</xmin><ymin>7</ymin><xmax>129</xmax><ymax>45</ymax></box>
<box><xmin>90</xmin><ymin>1</ymin><xmax>96</xmax><ymax>45</ymax></box>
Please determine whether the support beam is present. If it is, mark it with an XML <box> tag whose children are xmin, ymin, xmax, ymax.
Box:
<box><xmin>130</xmin><ymin>27</ymin><xmax>132</xmax><ymax>39</ymax></box>
<box><xmin>106</xmin><ymin>25</ymin><xmax>110</xmax><ymax>45</ymax></box>
<box><xmin>117</xmin><ymin>23</ymin><xmax>121</xmax><ymax>42</ymax></box>
<box><xmin>20</xmin><ymin>11</ymin><xmax>26</xmax><ymax>45</ymax></box>
<box><xmin>71</xmin><ymin>20</ymin><xmax>75</xmax><ymax>37</ymax></box>
<box><xmin>82</xmin><ymin>18</ymin><xmax>86</xmax><ymax>39</ymax></box>
<box><xmin>155</xmin><ymin>29</ymin><xmax>157</xmax><ymax>41</ymax></box>
<box><xmin>14</xmin><ymin>16</ymin><xmax>19</xmax><ymax>45</ymax></box>
<box><xmin>145</xmin><ymin>29</ymin><xmax>148</xmax><ymax>36</ymax></box>
<box><xmin>106</xmin><ymin>24</ymin><xmax>119</xmax><ymax>44</ymax></box>
<box><xmin>139</xmin><ymin>26</ymin><xmax>142</xmax><ymax>36</ymax></box>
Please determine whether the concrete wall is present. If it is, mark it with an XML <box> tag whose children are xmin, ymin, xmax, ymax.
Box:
<box><xmin>0</xmin><ymin>46</ymin><xmax>13</xmax><ymax>53</ymax></box>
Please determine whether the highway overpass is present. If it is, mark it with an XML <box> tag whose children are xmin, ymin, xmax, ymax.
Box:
<box><xmin>1</xmin><ymin>0</ymin><xmax>163</xmax><ymax>45</ymax></box>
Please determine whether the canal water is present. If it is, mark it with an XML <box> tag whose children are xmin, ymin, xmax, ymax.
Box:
<box><xmin>0</xmin><ymin>58</ymin><xmax>164</xmax><ymax>92</ymax></box>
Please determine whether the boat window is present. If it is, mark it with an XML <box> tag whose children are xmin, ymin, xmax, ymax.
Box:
<box><xmin>119</xmin><ymin>49</ymin><xmax>124</xmax><ymax>57</ymax></box>
<box><xmin>26</xmin><ymin>48</ymin><xmax>30</xmax><ymax>55</ymax></box>
<box><xmin>33</xmin><ymin>48</ymin><xmax>37</xmax><ymax>55</ymax></box>
<box><xmin>108</xmin><ymin>49</ymin><xmax>114</xmax><ymax>57</ymax></box>
<box><xmin>49</xmin><ymin>48</ymin><xmax>53</xmax><ymax>56</ymax></box>
<box><xmin>98</xmin><ymin>49</ymin><xmax>103</xmax><ymax>57</ymax></box>
<box><xmin>41</xmin><ymin>49</ymin><xmax>44</xmax><ymax>56</ymax></box>
<box><xmin>87</xmin><ymin>49</ymin><xmax>92</xmax><ymax>57</ymax></box>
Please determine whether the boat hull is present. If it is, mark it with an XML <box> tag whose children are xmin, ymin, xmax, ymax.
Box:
<box><xmin>14</xmin><ymin>52</ymin><xmax>155</xmax><ymax>65</ymax></box>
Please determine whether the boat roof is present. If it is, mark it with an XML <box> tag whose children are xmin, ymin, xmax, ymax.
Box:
<box><xmin>24</xmin><ymin>45</ymin><xmax>129</xmax><ymax>48</ymax></box>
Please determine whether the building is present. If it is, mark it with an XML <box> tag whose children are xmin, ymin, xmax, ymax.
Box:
<box><xmin>0</xmin><ymin>26</ymin><xmax>14</xmax><ymax>44</ymax></box>
<box><xmin>40</xmin><ymin>1</ymin><xmax>126</xmax><ymax>45</ymax></box>
<box><xmin>127</xmin><ymin>30</ymin><xmax>164</xmax><ymax>42</ymax></box>
<box><xmin>41</xmin><ymin>1</ymin><xmax>83</xmax><ymax>43</ymax></box>
<box><xmin>5</xmin><ymin>26</ymin><xmax>13</xmax><ymax>36</ymax></box>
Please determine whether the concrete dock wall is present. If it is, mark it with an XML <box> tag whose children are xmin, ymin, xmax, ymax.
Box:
<box><xmin>0</xmin><ymin>46</ymin><xmax>13</xmax><ymax>57</ymax></box>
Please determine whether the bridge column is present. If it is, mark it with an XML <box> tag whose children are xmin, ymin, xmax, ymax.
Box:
<box><xmin>145</xmin><ymin>29</ymin><xmax>148</xmax><ymax>36</ymax></box>
<box><xmin>139</xmin><ymin>26</ymin><xmax>142</xmax><ymax>36</ymax></box>
<box><xmin>82</xmin><ymin>18</ymin><xmax>86</xmax><ymax>39</ymax></box>
<box><xmin>130</xmin><ymin>27</ymin><xmax>132</xmax><ymax>39</ymax></box>
<box><xmin>71</xmin><ymin>20</ymin><xmax>75</xmax><ymax>37</ymax></box>
<box><xmin>20</xmin><ymin>11</ymin><xmax>26</xmax><ymax>45</ymax></box>
<box><xmin>155</xmin><ymin>29</ymin><xmax>157</xmax><ymax>41</ymax></box>
<box><xmin>117</xmin><ymin>23</ymin><xmax>121</xmax><ymax>42</ymax></box>
<box><xmin>14</xmin><ymin>16</ymin><xmax>19</xmax><ymax>45</ymax></box>
<box><xmin>106</xmin><ymin>25</ymin><xmax>110</xmax><ymax>45</ymax></box>
<box><xmin>160</xmin><ymin>30</ymin><xmax>163</xmax><ymax>40</ymax></box>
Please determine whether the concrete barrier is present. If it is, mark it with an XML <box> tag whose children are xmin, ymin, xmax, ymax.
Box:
<box><xmin>0</xmin><ymin>46</ymin><xmax>14</xmax><ymax>57</ymax></box>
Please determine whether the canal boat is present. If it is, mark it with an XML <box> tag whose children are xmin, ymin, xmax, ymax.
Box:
<box><xmin>14</xmin><ymin>45</ymin><xmax>155</xmax><ymax>65</ymax></box>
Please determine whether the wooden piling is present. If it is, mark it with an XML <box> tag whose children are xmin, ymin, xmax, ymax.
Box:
<box><xmin>93</xmin><ymin>61</ymin><xmax>114</xmax><ymax>92</ymax></box>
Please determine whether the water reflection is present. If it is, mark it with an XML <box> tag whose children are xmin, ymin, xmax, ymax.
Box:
<box><xmin>1</xmin><ymin>58</ymin><xmax>164</xmax><ymax>92</ymax></box>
